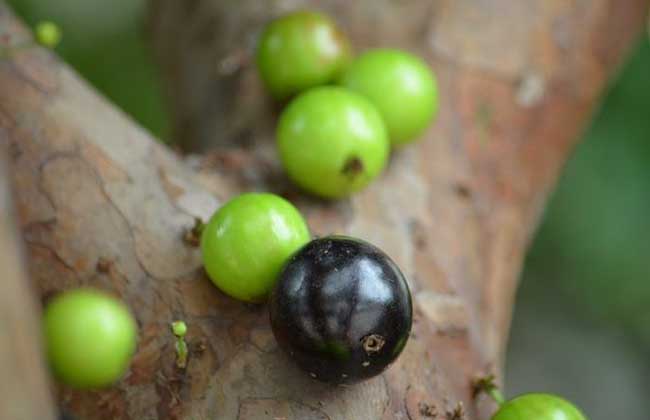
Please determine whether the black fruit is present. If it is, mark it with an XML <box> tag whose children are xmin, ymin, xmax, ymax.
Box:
<box><xmin>269</xmin><ymin>236</ymin><xmax>412</xmax><ymax>384</ymax></box>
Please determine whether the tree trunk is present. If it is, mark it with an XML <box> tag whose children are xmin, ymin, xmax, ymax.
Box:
<box><xmin>1</xmin><ymin>0</ymin><xmax>647</xmax><ymax>419</ymax></box>
<box><xmin>0</xmin><ymin>151</ymin><xmax>56</xmax><ymax>419</ymax></box>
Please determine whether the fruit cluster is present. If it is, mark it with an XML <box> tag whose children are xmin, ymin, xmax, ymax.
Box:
<box><xmin>40</xmin><ymin>10</ymin><xmax>588</xmax><ymax>420</ymax></box>
<box><xmin>201</xmin><ymin>193</ymin><xmax>412</xmax><ymax>384</ymax></box>
<box><xmin>259</xmin><ymin>11</ymin><xmax>439</xmax><ymax>198</ymax></box>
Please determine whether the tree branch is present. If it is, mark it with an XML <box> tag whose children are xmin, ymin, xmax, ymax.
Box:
<box><xmin>0</xmin><ymin>145</ymin><xmax>56</xmax><ymax>418</ymax></box>
<box><xmin>0</xmin><ymin>1</ymin><xmax>646</xmax><ymax>419</ymax></box>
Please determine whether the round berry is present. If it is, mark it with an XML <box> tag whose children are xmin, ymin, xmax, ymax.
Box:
<box><xmin>35</xmin><ymin>21</ymin><xmax>62</xmax><ymax>48</ymax></box>
<box><xmin>171</xmin><ymin>321</ymin><xmax>187</xmax><ymax>337</ymax></box>
<box><xmin>256</xmin><ymin>11</ymin><xmax>351</xmax><ymax>99</ymax></box>
<box><xmin>340</xmin><ymin>49</ymin><xmax>439</xmax><ymax>146</ymax></box>
<box><xmin>277</xmin><ymin>86</ymin><xmax>389</xmax><ymax>198</ymax></box>
<box><xmin>492</xmin><ymin>394</ymin><xmax>587</xmax><ymax>420</ymax></box>
<box><xmin>43</xmin><ymin>288</ymin><xmax>137</xmax><ymax>389</ymax></box>
<box><xmin>201</xmin><ymin>193</ymin><xmax>310</xmax><ymax>302</ymax></box>
<box><xmin>270</xmin><ymin>236</ymin><xmax>412</xmax><ymax>384</ymax></box>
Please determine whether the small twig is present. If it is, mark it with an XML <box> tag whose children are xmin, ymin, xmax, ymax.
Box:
<box><xmin>472</xmin><ymin>374</ymin><xmax>505</xmax><ymax>406</ymax></box>
<box><xmin>183</xmin><ymin>217</ymin><xmax>205</xmax><ymax>247</ymax></box>
<box><xmin>171</xmin><ymin>320</ymin><xmax>189</xmax><ymax>369</ymax></box>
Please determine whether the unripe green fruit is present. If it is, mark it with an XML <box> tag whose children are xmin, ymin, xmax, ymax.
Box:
<box><xmin>35</xmin><ymin>21</ymin><xmax>62</xmax><ymax>48</ymax></box>
<box><xmin>492</xmin><ymin>393</ymin><xmax>587</xmax><ymax>420</ymax></box>
<box><xmin>171</xmin><ymin>321</ymin><xmax>187</xmax><ymax>337</ymax></box>
<box><xmin>256</xmin><ymin>11</ymin><xmax>351</xmax><ymax>99</ymax></box>
<box><xmin>340</xmin><ymin>49</ymin><xmax>439</xmax><ymax>146</ymax></box>
<box><xmin>277</xmin><ymin>86</ymin><xmax>389</xmax><ymax>198</ymax></box>
<box><xmin>43</xmin><ymin>288</ymin><xmax>137</xmax><ymax>389</ymax></box>
<box><xmin>201</xmin><ymin>193</ymin><xmax>310</xmax><ymax>302</ymax></box>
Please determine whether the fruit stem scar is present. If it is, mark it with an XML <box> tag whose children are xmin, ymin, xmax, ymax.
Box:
<box><xmin>361</xmin><ymin>333</ymin><xmax>385</xmax><ymax>354</ymax></box>
<box><xmin>183</xmin><ymin>217</ymin><xmax>205</xmax><ymax>247</ymax></box>
<box><xmin>341</xmin><ymin>156</ymin><xmax>364</xmax><ymax>178</ymax></box>
<box><xmin>471</xmin><ymin>374</ymin><xmax>505</xmax><ymax>406</ymax></box>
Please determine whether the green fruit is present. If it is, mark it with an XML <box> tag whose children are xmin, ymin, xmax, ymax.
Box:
<box><xmin>492</xmin><ymin>394</ymin><xmax>587</xmax><ymax>420</ymax></box>
<box><xmin>256</xmin><ymin>11</ymin><xmax>351</xmax><ymax>99</ymax></box>
<box><xmin>43</xmin><ymin>288</ymin><xmax>137</xmax><ymax>389</ymax></box>
<box><xmin>35</xmin><ymin>21</ymin><xmax>62</xmax><ymax>48</ymax></box>
<box><xmin>171</xmin><ymin>321</ymin><xmax>187</xmax><ymax>337</ymax></box>
<box><xmin>277</xmin><ymin>86</ymin><xmax>389</xmax><ymax>198</ymax></box>
<box><xmin>201</xmin><ymin>193</ymin><xmax>310</xmax><ymax>302</ymax></box>
<box><xmin>340</xmin><ymin>49</ymin><xmax>439</xmax><ymax>146</ymax></box>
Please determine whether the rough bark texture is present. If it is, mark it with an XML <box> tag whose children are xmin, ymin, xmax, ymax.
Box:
<box><xmin>0</xmin><ymin>152</ymin><xmax>56</xmax><ymax>419</ymax></box>
<box><xmin>0</xmin><ymin>0</ymin><xmax>647</xmax><ymax>419</ymax></box>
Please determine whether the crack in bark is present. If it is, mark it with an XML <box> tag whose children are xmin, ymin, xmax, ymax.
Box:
<box><xmin>405</xmin><ymin>395</ymin><xmax>415</xmax><ymax>420</ymax></box>
<box><xmin>38</xmin><ymin>151</ymin><xmax>161</xmax><ymax>281</ymax></box>
<box><xmin>7</xmin><ymin>60</ymin><xmax>52</xmax><ymax>96</ymax></box>
<box><xmin>25</xmin><ymin>241</ymin><xmax>76</xmax><ymax>273</ymax></box>
<box><xmin>35</xmin><ymin>151</ymin><xmax>82</xmax><ymax>213</ymax></box>
<box><xmin>379</xmin><ymin>374</ymin><xmax>391</xmax><ymax>418</ymax></box>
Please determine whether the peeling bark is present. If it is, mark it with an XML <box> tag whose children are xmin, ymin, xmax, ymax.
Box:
<box><xmin>0</xmin><ymin>0</ymin><xmax>647</xmax><ymax>419</ymax></box>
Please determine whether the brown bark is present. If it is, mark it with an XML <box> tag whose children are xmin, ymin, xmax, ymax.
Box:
<box><xmin>1</xmin><ymin>1</ymin><xmax>647</xmax><ymax>419</ymax></box>
<box><xmin>0</xmin><ymin>150</ymin><xmax>56</xmax><ymax>417</ymax></box>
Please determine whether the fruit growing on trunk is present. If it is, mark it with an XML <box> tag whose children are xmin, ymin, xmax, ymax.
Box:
<box><xmin>257</xmin><ymin>11</ymin><xmax>351</xmax><ymax>99</ymax></box>
<box><xmin>270</xmin><ymin>236</ymin><xmax>412</xmax><ymax>383</ymax></box>
<box><xmin>277</xmin><ymin>87</ymin><xmax>389</xmax><ymax>198</ymax></box>
<box><xmin>340</xmin><ymin>49</ymin><xmax>439</xmax><ymax>146</ymax></box>
<box><xmin>43</xmin><ymin>288</ymin><xmax>137</xmax><ymax>389</ymax></box>
<box><xmin>201</xmin><ymin>193</ymin><xmax>310</xmax><ymax>302</ymax></box>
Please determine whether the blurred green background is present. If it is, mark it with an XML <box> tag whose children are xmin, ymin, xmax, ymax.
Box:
<box><xmin>9</xmin><ymin>0</ymin><xmax>170</xmax><ymax>141</ymax></box>
<box><xmin>9</xmin><ymin>1</ymin><xmax>650</xmax><ymax>419</ymax></box>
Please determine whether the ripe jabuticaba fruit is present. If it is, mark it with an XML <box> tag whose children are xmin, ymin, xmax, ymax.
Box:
<box><xmin>269</xmin><ymin>236</ymin><xmax>412</xmax><ymax>384</ymax></box>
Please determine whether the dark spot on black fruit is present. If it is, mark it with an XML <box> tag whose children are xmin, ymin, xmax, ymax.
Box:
<box><xmin>361</xmin><ymin>334</ymin><xmax>385</xmax><ymax>354</ymax></box>
<box><xmin>269</xmin><ymin>236</ymin><xmax>412</xmax><ymax>384</ymax></box>
<box><xmin>341</xmin><ymin>156</ymin><xmax>364</xmax><ymax>178</ymax></box>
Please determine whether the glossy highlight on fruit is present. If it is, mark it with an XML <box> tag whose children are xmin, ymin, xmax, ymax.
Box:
<box><xmin>201</xmin><ymin>193</ymin><xmax>310</xmax><ymax>302</ymax></box>
<box><xmin>277</xmin><ymin>86</ymin><xmax>389</xmax><ymax>198</ymax></box>
<box><xmin>269</xmin><ymin>236</ymin><xmax>412</xmax><ymax>383</ymax></box>
<box><xmin>340</xmin><ymin>48</ymin><xmax>439</xmax><ymax>146</ymax></box>
<box><xmin>43</xmin><ymin>288</ymin><xmax>137</xmax><ymax>389</ymax></box>
<box><xmin>256</xmin><ymin>11</ymin><xmax>351</xmax><ymax>99</ymax></box>
<box><xmin>492</xmin><ymin>393</ymin><xmax>587</xmax><ymax>420</ymax></box>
